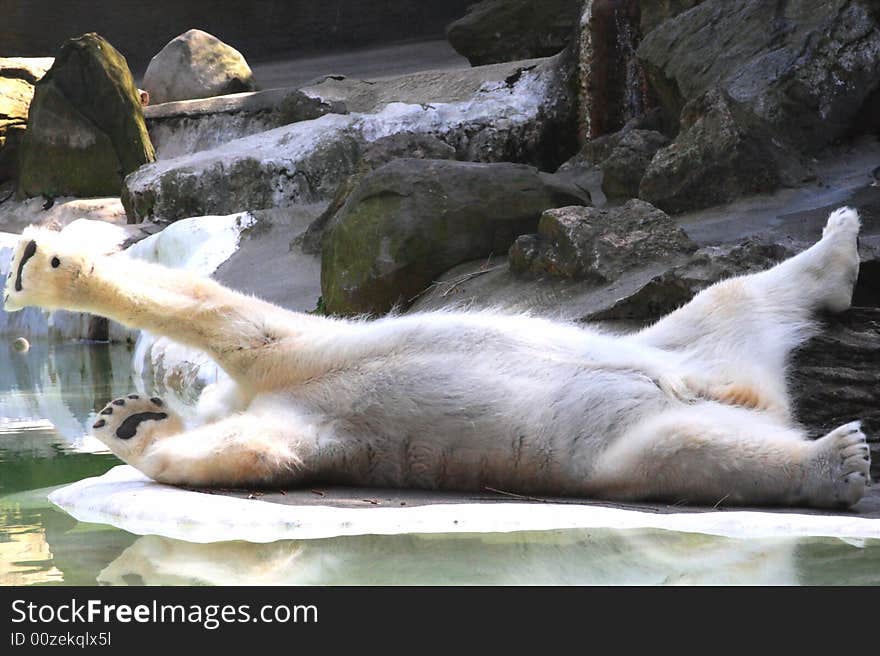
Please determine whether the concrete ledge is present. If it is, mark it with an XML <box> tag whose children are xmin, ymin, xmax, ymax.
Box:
<box><xmin>48</xmin><ymin>465</ymin><xmax>880</xmax><ymax>544</ymax></box>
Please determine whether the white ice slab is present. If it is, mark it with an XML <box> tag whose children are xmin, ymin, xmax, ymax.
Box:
<box><xmin>48</xmin><ymin>465</ymin><xmax>880</xmax><ymax>544</ymax></box>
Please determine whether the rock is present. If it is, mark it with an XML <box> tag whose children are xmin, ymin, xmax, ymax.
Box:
<box><xmin>636</xmin><ymin>0</ymin><xmax>880</xmax><ymax>211</ymax></box>
<box><xmin>791</xmin><ymin>308</ymin><xmax>880</xmax><ymax>481</ymax></box>
<box><xmin>510</xmin><ymin>200</ymin><xmax>696</xmax><ymax>282</ymax></box>
<box><xmin>298</xmin><ymin>132</ymin><xmax>457</xmax><ymax>254</ymax></box>
<box><xmin>17</xmin><ymin>33</ymin><xmax>155</xmax><ymax>198</ymax></box>
<box><xmin>144</xmin><ymin>87</ymin><xmax>347</xmax><ymax>159</ymax></box>
<box><xmin>123</xmin><ymin>55</ymin><xmax>577</xmax><ymax>223</ymax></box>
<box><xmin>215</xmin><ymin>205</ymin><xmax>324</xmax><ymax>312</ymax></box>
<box><xmin>638</xmin><ymin>87</ymin><xmax>805</xmax><ymax>213</ymax></box>
<box><xmin>639</xmin><ymin>0</ymin><xmax>880</xmax><ymax>149</ymax></box>
<box><xmin>558</xmin><ymin>127</ymin><xmax>669</xmax><ymax>200</ymax></box>
<box><xmin>321</xmin><ymin>159</ymin><xmax>589</xmax><ymax>316</ymax></box>
<box><xmin>587</xmin><ymin>240</ymin><xmax>794</xmax><ymax>321</ymax></box>
<box><xmin>0</xmin><ymin>77</ymin><xmax>32</xmax><ymax>182</ymax></box>
<box><xmin>123</xmin><ymin>113</ymin><xmax>363</xmax><ymax>223</ymax></box>
<box><xmin>0</xmin><ymin>58</ymin><xmax>53</xmax><ymax>182</ymax></box>
<box><xmin>446</xmin><ymin>0</ymin><xmax>582</xmax><ymax>66</ymax></box>
<box><xmin>0</xmin><ymin>195</ymin><xmax>128</xmax><ymax>234</ymax></box>
<box><xmin>142</xmin><ymin>29</ymin><xmax>257</xmax><ymax>105</ymax></box>
<box><xmin>639</xmin><ymin>0</ymin><xmax>706</xmax><ymax>36</ymax></box>
<box><xmin>0</xmin><ymin>58</ymin><xmax>54</xmax><ymax>86</ymax></box>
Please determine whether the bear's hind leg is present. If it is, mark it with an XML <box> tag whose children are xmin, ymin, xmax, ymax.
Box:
<box><xmin>587</xmin><ymin>404</ymin><xmax>871</xmax><ymax>508</ymax></box>
<box><xmin>632</xmin><ymin>207</ymin><xmax>862</xmax><ymax>416</ymax></box>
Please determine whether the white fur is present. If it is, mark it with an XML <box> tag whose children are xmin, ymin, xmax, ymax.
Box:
<box><xmin>3</xmin><ymin>207</ymin><xmax>871</xmax><ymax>507</ymax></box>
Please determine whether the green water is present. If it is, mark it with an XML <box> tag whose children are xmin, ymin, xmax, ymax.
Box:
<box><xmin>1</xmin><ymin>343</ymin><xmax>880</xmax><ymax>585</ymax></box>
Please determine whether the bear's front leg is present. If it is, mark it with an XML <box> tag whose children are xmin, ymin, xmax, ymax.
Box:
<box><xmin>3</xmin><ymin>227</ymin><xmax>331</xmax><ymax>382</ymax></box>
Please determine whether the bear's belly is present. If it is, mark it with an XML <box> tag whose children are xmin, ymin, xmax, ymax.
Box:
<box><xmin>281</xmin><ymin>351</ymin><xmax>674</xmax><ymax>495</ymax></box>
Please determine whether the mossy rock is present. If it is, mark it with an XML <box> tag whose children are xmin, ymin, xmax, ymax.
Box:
<box><xmin>321</xmin><ymin>159</ymin><xmax>589</xmax><ymax>316</ymax></box>
<box><xmin>18</xmin><ymin>33</ymin><xmax>154</xmax><ymax>198</ymax></box>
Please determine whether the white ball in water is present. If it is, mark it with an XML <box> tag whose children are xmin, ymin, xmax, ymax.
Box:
<box><xmin>12</xmin><ymin>337</ymin><xmax>30</xmax><ymax>353</ymax></box>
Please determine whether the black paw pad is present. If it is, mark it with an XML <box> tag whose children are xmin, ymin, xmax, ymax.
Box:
<box><xmin>150</xmin><ymin>397</ymin><xmax>164</xmax><ymax>407</ymax></box>
<box><xmin>14</xmin><ymin>240</ymin><xmax>37</xmax><ymax>292</ymax></box>
<box><xmin>127</xmin><ymin>394</ymin><xmax>139</xmax><ymax>400</ymax></box>
<box><xmin>100</xmin><ymin>407</ymin><xmax>113</xmax><ymax>415</ymax></box>
<box><xmin>93</xmin><ymin>419</ymin><xmax>106</xmax><ymax>429</ymax></box>
<box><xmin>112</xmin><ymin>399</ymin><xmax>125</xmax><ymax>406</ymax></box>
<box><xmin>115</xmin><ymin>412</ymin><xmax>168</xmax><ymax>440</ymax></box>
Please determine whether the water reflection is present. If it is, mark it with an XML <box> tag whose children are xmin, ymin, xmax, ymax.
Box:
<box><xmin>0</xmin><ymin>492</ymin><xmax>137</xmax><ymax>586</ymax></box>
<box><xmin>0</xmin><ymin>342</ymin><xmax>139</xmax><ymax>585</ymax></box>
<box><xmin>97</xmin><ymin>529</ymin><xmax>880</xmax><ymax>586</ymax></box>
<box><xmin>0</xmin><ymin>340</ymin><xmax>136</xmax><ymax>454</ymax></box>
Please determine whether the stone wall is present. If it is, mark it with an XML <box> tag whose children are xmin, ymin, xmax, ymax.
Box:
<box><xmin>0</xmin><ymin>0</ymin><xmax>473</xmax><ymax>74</ymax></box>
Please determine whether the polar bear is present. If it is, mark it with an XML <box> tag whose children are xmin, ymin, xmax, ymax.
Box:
<box><xmin>3</xmin><ymin>207</ymin><xmax>872</xmax><ymax>508</ymax></box>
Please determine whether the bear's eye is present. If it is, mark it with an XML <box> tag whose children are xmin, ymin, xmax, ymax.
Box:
<box><xmin>51</xmin><ymin>257</ymin><xmax>60</xmax><ymax>268</ymax></box>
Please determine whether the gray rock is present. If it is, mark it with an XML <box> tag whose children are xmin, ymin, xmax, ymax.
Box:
<box><xmin>791</xmin><ymin>308</ymin><xmax>880</xmax><ymax>481</ymax></box>
<box><xmin>122</xmin><ymin>118</ymin><xmax>363</xmax><ymax>223</ymax></box>
<box><xmin>558</xmin><ymin>128</ymin><xmax>669</xmax><ymax>201</ymax></box>
<box><xmin>123</xmin><ymin>55</ymin><xmax>577</xmax><ymax>223</ymax></box>
<box><xmin>446</xmin><ymin>0</ymin><xmax>581</xmax><ymax>66</ymax></box>
<box><xmin>0</xmin><ymin>58</ymin><xmax>53</xmax><ymax>182</ymax></box>
<box><xmin>144</xmin><ymin>87</ymin><xmax>347</xmax><ymax>159</ymax></box>
<box><xmin>321</xmin><ymin>159</ymin><xmax>589</xmax><ymax>316</ymax></box>
<box><xmin>510</xmin><ymin>200</ymin><xmax>696</xmax><ymax>282</ymax></box>
<box><xmin>639</xmin><ymin>0</ymin><xmax>880</xmax><ymax>148</ymax></box>
<box><xmin>142</xmin><ymin>29</ymin><xmax>257</xmax><ymax>105</ymax></box>
<box><xmin>636</xmin><ymin>0</ymin><xmax>880</xmax><ymax>211</ymax></box>
<box><xmin>588</xmin><ymin>240</ymin><xmax>794</xmax><ymax>321</ymax></box>
<box><xmin>298</xmin><ymin>132</ymin><xmax>457</xmax><ymax>254</ymax></box>
<box><xmin>410</xmin><ymin>238</ymin><xmax>809</xmax><ymax>324</ymax></box>
<box><xmin>638</xmin><ymin>87</ymin><xmax>805</xmax><ymax>213</ymax></box>
<box><xmin>639</xmin><ymin>0</ymin><xmax>706</xmax><ymax>36</ymax></box>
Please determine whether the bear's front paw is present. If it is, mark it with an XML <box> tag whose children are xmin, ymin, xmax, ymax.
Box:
<box><xmin>3</xmin><ymin>228</ymin><xmax>91</xmax><ymax>312</ymax></box>
<box><xmin>92</xmin><ymin>394</ymin><xmax>184</xmax><ymax>458</ymax></box>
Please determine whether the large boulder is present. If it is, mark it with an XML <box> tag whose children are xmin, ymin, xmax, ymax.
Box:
<box><xmin>636</xmin><ymin>0</ymin><xmax>880</xmax><ymax>211</ymax></box>
<box><xmin>144</xmin><ymin>87</ymin><xmax>347</xmax><ymax>159</ymax></box>
<box><xmin>639</xmin><ymin>0</ymin><xmax>880</xmax><ymax>147</ymax></box>
<box><xmin>123</xmin><ymin>55</ymin><xmax>577</xmax><ymax>223</ymax></box>
<box><xmin>298</xmin><ymin>132</ymin><xmax>457</xmax><ymax>254</ymax></box>
<box><xmin>638</xmin><ymin>88</ymin><xmax>805</xmax><ymax>213</ymax></box>
<box><xmin>509</xmin><ymin>200</ymin><xmax>696</xmax><ymax>282</ymax></box>
<box><xmin>446</xmin><ymin>0</ymin><xmax>582</xmax><ymax>66</ymax></box>
<box><xmin>17</xmin><ymin>34</ymin><xmax>155</xmax><ymax>198</ymax></box>
<box><xmin>321</xmin><ymin>159</ymin><xmax>589</xmax><ymax>316</ymax></box>
<box><xmin>0</xmin><ymin>58</ymin><xmax>53</xmax><ymax>182</ymax></box>
<box><xmin>142</xmin><ymin>29</ymin><xmax>257</xmax><ymax>105</ymax></box>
